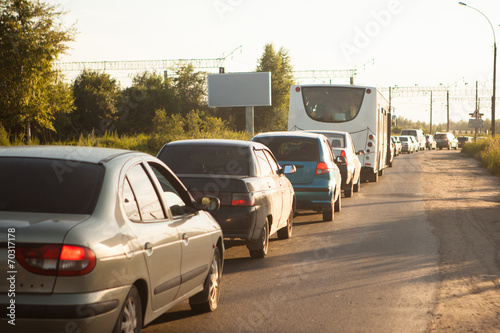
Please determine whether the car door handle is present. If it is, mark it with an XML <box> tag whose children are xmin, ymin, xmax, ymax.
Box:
<box><xmin>182</xmin><ymin>233</ymin><xmax>189</xmax><ymax>245</ymax></box>
<box><xmin>144</xmin><ymin>242</ymin><xmax>153</xmax><ymax>256</ymax></box>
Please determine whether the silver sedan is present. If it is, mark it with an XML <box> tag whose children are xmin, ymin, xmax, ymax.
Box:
<box><xmin>0</xmin><ymin>146</ymin><xmax>223</xmax><ymax>332</ymax></box>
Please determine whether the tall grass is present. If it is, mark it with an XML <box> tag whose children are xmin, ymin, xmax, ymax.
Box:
<box><xmin>462</xmin><ymin>136</ymin><xmax>500</xmax><ymax>176</ymax></box>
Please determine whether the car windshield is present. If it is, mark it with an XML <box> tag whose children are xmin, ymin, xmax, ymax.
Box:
<box><xmin>160</xmin><ymin>145</ymin><xmax>250</xmax><ymax>175</ymax></box>
<box><xmin>399</xmin><ymin>137</ymin><xmax>408</xmax><ymax>141</ymax></box>
<box><xmin>255</xmin><ymin>137</ymin><xmax>320</xmax><ymax>162</ymax></box>
<box><xmin>0</xmin><ymin>157</ymin><xmax>104</xmax><ymax>214</ymax></box>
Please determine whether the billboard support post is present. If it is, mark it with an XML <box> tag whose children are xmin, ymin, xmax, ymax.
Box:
<box><xmin>246</xmin><ymin>106</ymin><xmax>254</xmax><ymax>136</ymax></box>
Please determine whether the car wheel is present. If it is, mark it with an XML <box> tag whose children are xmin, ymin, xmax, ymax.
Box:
<box><xmin>248</xmin><ymin>219</ymin><xmax>269</xmax><ymax>258</ymax></box>
<box><xmin>114</xmin><ymin>286</ymin><xmax>142</xmax><ymax>333</ymax></box>
<box><xmin>334</xmin><ymin>191</ymin><xmax>341</xmax><ymax>213</ymax></box>
<box><xmin>378</xmin><ymin>168</ymin><xmax>384</xmax><ymax>177</ymax></box>
<box><xmin>353</xmin><ymin>176</ymin><xmax>361</xmax><ymax>193</ymax></box>
<box><xmin>322</xmin><ymin>195</ymin><xmax>334</xmax><ymax>222</ymax></box>
<box><xmin>189</xmin><ymin>247</ymin><xmax>222</xmax><ymax>313</ymax></box>
<box><xmin>277</xmin><ymin>211</ymin><xmax>293</xmax><ymax>239</ymax></box>
<box><xmin>344</xmin><ymin>179</ymin><xmax>354</xmax><ymax>198</ymax></box>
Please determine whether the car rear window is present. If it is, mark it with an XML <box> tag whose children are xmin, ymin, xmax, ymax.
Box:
<box><xmin>401</xmin><ymin>130</ymin><xmax>417</xmax><ymax>137</ymax></box>
<box><xmin>159</xmin><ymin>145</ymin><xmax>250</xmax><ymax>175</ymax></box>
<box><xmin>0</xmin><ymin>157</ymin><xmax>104</xmax><ymax>214</ymax></box>
<box><xmin>254</xmin><ymin>137</ymin><xmax>320</xmax><ymax>162</ymax></box>
<box><xmin>434</xmin><ymin>134</ymin><xmax>447</xmax><ymax>139</ymax></box>
<box><xmin>399</xmin><ymin>137</ymin><xmax>408</xmax><ymax>141</ymax></box>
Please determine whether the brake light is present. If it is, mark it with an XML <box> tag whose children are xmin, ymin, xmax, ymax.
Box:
<box><xmin>231</xmin><ymin>193</ymin><xmax>255</xmax><ymax>206</ymax></box>
<box><xmin>315</xmin><ymin>162</ymin><xmax>330</xmax><ymax>175</ymax></box>
<box><xmin>340</xmin><ymin>150</ymin><xmax>348</xmax><ymax>166</ymax></box>
<box><xmin>16</xmin><ymin>244</ymin><xmax>96</xmax><ymax>276</ymax></box>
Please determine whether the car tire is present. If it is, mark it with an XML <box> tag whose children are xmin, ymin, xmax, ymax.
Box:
<box><xmin>344</xmin><ymin>179</ymin><xmax>354</xmax><ymax>198</ymax></box>
<box><xmin>277</xmin><ymin>211</ymin><xmax>293</xmax><ymax>239</ymax></box>
<box><xmin>248</xmin><ymin>219</ymin><xmax>269</xmax><ymax>259</ymax></box>
<box><xmin>322</xmin><ymin>196</ymin><xmax>334</xmax><ymax>222</ymax></box>
<box><xmin>189</xmin><ymin>247</ymin><xmax>222</xmax><ymax>313</ymax></box>
<box><xmin>114</xmin><ymin>285</ymin><xmax>142</xmax><ymax>333</ymax></box>
<box><xmin>334</xmin><ymin>191</ymin><xmax>341</xmax><ymax>213</ymax></box>
<box><xmin>353</xmin><ymin>176</ymin><xmax>361</xmax><ymax>193</ymax></box>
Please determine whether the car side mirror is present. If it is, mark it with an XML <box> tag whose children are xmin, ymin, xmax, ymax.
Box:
<box><xmin>282</xmin><ymin>165</ymin><xmax>296</xmax><ymax>174</ymax></box>
<box><xmin>335</xmin><ymin>156</ymin><xmax>347</xmax><ymax>164</ymax></box>
<box><xmin>195</xmin><ymin>195</ymin><xmax>220</xmax><ymax>212</ymax></box>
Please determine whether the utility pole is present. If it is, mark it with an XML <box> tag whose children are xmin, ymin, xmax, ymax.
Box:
<box><xmin>447</xmin><ymin>90</ymin><xmax>450</xmax><ymax>132</ymax></box>
<box><xmin>430</xmin><ymin>91</ymin><xmax>433</xmax><ymax>134</ymax></box>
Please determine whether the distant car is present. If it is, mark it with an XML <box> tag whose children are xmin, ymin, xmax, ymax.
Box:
<box><xmin>409</xmin><ymin>135</ymin><xmax>420</xmax><ymax>152</ymax></box>
<box><xmin>304</xmin><ymin>130</ymin><xmax>363</xmax><ymax>198</ymax></box>
<box><xmin>157</xmin><ymin>139</ymin><xmax>296</xmax><ymax>259</ymax></box>
<box><xmin>435</xmin><ymin>132</ymin><xmax>459</xmax><ymax>150</ymax></box>
<box><xmin>400</xmin><ymin>129</ymin><xmax>426</xmax><ymax>150</ymax></box>
<box><xmin>457</xmin><ymin>136</ymin><xmax>473</xmax><ymax>148</ymax></box>
<box><xmin>426</xmin><ymin>134</ymin><xmax>437</xmax><ymax>150</ymax></box>
<box><xmin>399</xmin><ymin>135</ymin><xmax>415</xmax><ymax>153</ymax></box>
<box><xmin>0</xmin><ymin>146</ymin><xmax>224</xmax><ymax>332</ymax></box>
<box><xmin>391</xmin><ymin>136</ymin><xmax>402</xmax><ymax>156</ymax></box>
<box><xmin>252</xmin><ymin>131</ymin><xmax>342</xmax><ymax>222</ymax></box>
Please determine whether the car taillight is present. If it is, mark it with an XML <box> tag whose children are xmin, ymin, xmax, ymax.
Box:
<box><xmin>16</xmin><ymin>244</ymin><xmax>96</xmax><ymax>276</ymax></box>
<box><xmin>340</xmin><ymin>150</ymin><xmax>348</xmax><ymax>166</ymax></box>
<box><xmin>315</xmin><ymin>162</ymin><xmax>330</xmax><ymax>175</ymax></box>
<box><xmin>231</xmin><ymin>193</ymin><xmax>255</xmax><ymax>206</ymax></box>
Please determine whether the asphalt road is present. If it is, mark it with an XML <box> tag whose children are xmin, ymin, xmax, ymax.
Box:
<box><xmin>143</xmin><ymin>153</ymin><xmax>440</xmax><ymax>333</ymax></box>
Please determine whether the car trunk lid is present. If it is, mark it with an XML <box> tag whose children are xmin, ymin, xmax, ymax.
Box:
<box><xmin>278</xmin><ymin>161</ymin><xmax>317</xmax><ymax>184</ymax></box>
<box><xmin>0</xmin><ymin>213</ymin><xmax>90</xmax><ymax>294</ymax></box>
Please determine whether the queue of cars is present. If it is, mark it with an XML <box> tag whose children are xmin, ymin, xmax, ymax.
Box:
<box><xmin>0</xmin><ymin>128</ymin><xmax>456</xmax><ymax>331</ymax></box>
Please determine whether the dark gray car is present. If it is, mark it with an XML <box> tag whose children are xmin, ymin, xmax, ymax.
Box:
<box><xmin>157</xmin><ymin>139</ymin><xmax>296</xmax><ymax>259</ymax></box>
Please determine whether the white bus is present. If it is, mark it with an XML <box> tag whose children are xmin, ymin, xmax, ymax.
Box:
<box><xmin>288</xmin><ymin>84</ymin><xmax>391</xmax><ymax>182</ymax></box>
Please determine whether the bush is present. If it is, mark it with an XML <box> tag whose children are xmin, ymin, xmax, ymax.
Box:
<box><xmin>0</xmin><ymin>123</ymin><xmax>10</xmax><ymax>146</ymax></box>
<box><xmin>462</xmin><ymin>136</ymin><xmax>500</xmax><ymax>176</ymax></box>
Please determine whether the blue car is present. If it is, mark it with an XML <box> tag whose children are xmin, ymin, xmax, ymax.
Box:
<box><xmin>252</xmin><ymin>132</ymin><xmax>342</xmax><ymax>221</ymax></box>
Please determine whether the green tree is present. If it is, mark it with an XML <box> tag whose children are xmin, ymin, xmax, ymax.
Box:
<box><xmin>116</xmin><ymin>71</ymin><xmax>180</xmax><ymax>135</ymax></box>
<box><xmin>172</xmin><ymin>63</ymin><xmax>208</xmax><ymax>114</ymax></box>
<box><xmin>70</xmin><ymin>70</ymin><xmax>120</xmax><ymax>135</ymax></box>
<box><xmin>255</xmin><ymin>43</ymin><xmax>295</xmax><ymax>132</ymax></box>
<box><xmin>0</xmin><ymin>0</ymin><xmax>75</xmax><ymax>141</ymax></box>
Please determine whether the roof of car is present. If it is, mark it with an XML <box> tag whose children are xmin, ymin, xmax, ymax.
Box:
<box><xmin>253</xmin><ymin>131</ymin><xmax>327</xmax><ymax>139</ymax></box>
<box><xmin>165</xmin><ymin>139</ymin><xmax>268</xmax><ymax>149</ymax></box>
<box><xmin>302</xmin><ymin>130</ymin><xmax>348</xmax><ymax>136</ymax></box>
<box><xmin>0</xmin><ymin>145</ymin><xmax>137</xmax><ymax>164</ymax></box>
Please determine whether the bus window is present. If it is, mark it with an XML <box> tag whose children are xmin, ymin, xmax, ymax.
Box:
<box><xmin>302</xmin><ymin>86</ymin><xmax>366</xmax><ymax>123</ymax></box>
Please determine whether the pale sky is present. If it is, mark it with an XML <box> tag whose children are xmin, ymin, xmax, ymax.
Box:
<box><xmin>48</xmin><ymin>0</ymin><xmax>500</xmax><ymax>125</ymax></box>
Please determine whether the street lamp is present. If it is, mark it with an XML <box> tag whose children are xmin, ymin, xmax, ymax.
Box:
<box><xmin>459</xmin><ymin>2</ymin><xmax>496</xmax><ymax>136</ymax></box>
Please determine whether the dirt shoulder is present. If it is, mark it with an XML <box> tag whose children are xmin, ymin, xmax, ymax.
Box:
<box><xmin>416</xmin><ymin>150</ymin><xmax>500</xmax><ymax>332</ymax></box>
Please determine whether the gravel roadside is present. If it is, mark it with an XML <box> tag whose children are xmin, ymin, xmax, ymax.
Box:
<box><xmin>416</xmin><ymin>150</ymin><xmax>500</xmax><ymax>332</ymax></box>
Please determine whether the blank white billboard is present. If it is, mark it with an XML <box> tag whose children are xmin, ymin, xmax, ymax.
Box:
<box><xmin>208</xmin><ymin>72</ymin><xmax>272</xmax><ymax>107</ymax></box>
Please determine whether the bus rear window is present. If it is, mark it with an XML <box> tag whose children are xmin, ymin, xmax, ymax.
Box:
<box><xmin>302</xmin><ymin>87</ymin><xmax>365</xmax><ymax>123</ymax></box>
